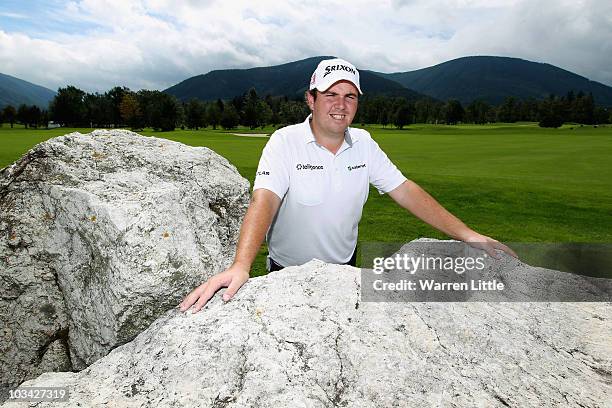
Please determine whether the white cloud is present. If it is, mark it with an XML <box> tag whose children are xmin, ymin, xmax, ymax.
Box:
<box><xmin>1</xmin><ymin>0</ymin><xmax>610</xmax><ymax>92</ymax></box>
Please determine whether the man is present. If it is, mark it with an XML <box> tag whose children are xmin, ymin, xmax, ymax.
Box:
<box><xmin>179</xmin><ymin>58</ymin><xmax>515</xmax><ymax>314</ymax></box>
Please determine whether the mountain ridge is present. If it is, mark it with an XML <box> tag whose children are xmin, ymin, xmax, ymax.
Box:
<box><xmin>4</xmin><ymin>56</ymin><xmax>611</xmax><ymax>109</ymax></box>
<box><xmin>380</xmin><ymin>55</ymin><xmax>612</xmax><ymax>105</ymax></box>
<box><xmin>164</xmin><ymin>56</ymin><xmax>428</xmax><ymax>102</ymax></box>
<box><xmin>0</xmin><ymin>73</ymin><xmax>56</xmax><ymax>109</ymax></box>
<box><xmin>164</xmin><ymin>55</ymin><xmax>612</xmax><ymax>106</ymax></box>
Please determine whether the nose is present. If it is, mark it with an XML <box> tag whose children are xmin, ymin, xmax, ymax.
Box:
<box><xmin>334</xmin><ymin>95</ymin><xmax>346</xmax><ymax>110</ymax></box>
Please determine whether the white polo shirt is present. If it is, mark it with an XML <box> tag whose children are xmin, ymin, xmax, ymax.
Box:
<box><xmin>253</xmin><ymin>114</ymin><xmax>407</xmax><ymax>267</ymax></box>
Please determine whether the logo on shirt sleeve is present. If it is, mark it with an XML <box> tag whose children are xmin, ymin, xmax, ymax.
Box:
<box><xmin>257</xmin><ymin>170</ymin><xmax>270</xmax><ymax>176</ymax></box>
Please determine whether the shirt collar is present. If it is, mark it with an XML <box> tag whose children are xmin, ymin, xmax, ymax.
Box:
<box><xmin>302</xmin><ymin>113</ymin><xmax>359</xmax><ymax>146</ymax></box>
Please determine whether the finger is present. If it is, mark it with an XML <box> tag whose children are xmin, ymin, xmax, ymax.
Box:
<box><xmin>468</xmin><ymin>241</ymin><xmax>491</xmax><ymax>257</ymax></box>
<box><xmin>179</xmin><ymin>290</ymin><xmax>198</xmax><ymax>312</ymax></box>
<box><xmin>494</xmin><ymin>242</ymin><xmax>518</xmax><ymax>259</ymax></box>
<box><xmin>179</xmin><ymin>296</ymin><xmax>193</xmax><ymax>312</ymax></box>
<box><xmin>179</xmin><ymin>283</ymin><xmax>207</xmax><ymax>312</ymax></box>
<box><xmin>483</xmin><ymin>243</ymin><xmax>500</xmax><ymax>259</ymax></box>
<box><xmin>192</xmin><ymin>279</ymin><xmax>224</xmax><ymax>313</ymax></box>
<box><xmin>223</xmin><ymin>275</ymin><xmax>247</xmax><ymax>301</ymax></box>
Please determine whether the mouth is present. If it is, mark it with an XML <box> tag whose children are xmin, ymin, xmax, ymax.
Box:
<box><xmin>329</xmin><ymin>114</ymin><xmax>346</xmax><ymax>121</ymax></box>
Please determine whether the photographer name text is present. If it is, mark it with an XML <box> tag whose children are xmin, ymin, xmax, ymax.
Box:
<box><xmin>373</xmin><ymin>279</ymin><xmax>505</xmax><ymax>291</ymax></box>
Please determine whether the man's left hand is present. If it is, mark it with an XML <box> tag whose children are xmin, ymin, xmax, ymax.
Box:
<box><xmin>462</xmin><ymin>232</ymin><xmax>518</xmax><ymax>259</ymax></box>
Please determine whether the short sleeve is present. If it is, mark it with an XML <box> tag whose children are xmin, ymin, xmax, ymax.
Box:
<box><xmin>368</xmin><ymin>138</ymin><xmax>407</xmax><ymax>194</ymax></box>
<box><xmin>253</xmin><ymin>132</ymin><xmax>290</xmax><ymax>199</ymax></box>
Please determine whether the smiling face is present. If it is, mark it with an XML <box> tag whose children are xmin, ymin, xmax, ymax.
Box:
<box><xmin>307</xmin><ymin>80</ymin><xmax>359</xmax><ymax>139</ymax></box>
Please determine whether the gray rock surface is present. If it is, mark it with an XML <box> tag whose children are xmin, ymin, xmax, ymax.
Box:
<box><xmin>0</xmin><ymin>130</ymin><xmax>249</xmax><ymax>393</ymax></box>
<box><xmin>5</xmin><ymin>258</ymin><xmax>610</xmax><ymax>407</ymax></box>
<box><xmin>361</xmin><ymin>239</ymin><xmax>612</xmax><ymax>302</ymax></box>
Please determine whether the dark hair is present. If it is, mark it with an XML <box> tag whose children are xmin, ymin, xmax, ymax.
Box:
<box><xmin>305</xmin><ymin>89</ymin><xmax>318</xmax><ymax>103</ymax></box>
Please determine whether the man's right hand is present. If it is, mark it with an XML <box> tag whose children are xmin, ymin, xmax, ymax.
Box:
<box><xmin>178</xmin><ymin>188</ymin><xmax>280</xmax><ymax>314</ymax></box>
<box><xmin>178</xmin><ymin>263</ymin><xmax>250</xmax><ymax>313</ymax></box>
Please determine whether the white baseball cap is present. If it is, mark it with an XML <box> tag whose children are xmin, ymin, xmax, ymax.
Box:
<box><xmin>309</xmin><ymin>58</ymin><xmax>363</xmax><ymax>95</ymax></box>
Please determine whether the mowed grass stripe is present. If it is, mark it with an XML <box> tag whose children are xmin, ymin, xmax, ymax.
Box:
<box><xmin>2</xmin><ymin>123</ymin><xmax>611</xmax><ymax>276</ymax></box>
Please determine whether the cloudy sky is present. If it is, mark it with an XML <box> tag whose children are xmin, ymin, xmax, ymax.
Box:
<box><xmin>1</xmin><ymin>0</ymin><xmax>611</xmax><ymax>92</ymax></box>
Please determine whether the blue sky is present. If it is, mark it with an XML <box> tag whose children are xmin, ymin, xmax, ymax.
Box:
<box><xmin>1</xmin><ymin>0</ymin><xmax>610</xmax><ymax>92</ymax></box>
<box><xmin>1</xmin><ymin>0</ymin><xmax>105</xmax><ymax>36</ymax></box>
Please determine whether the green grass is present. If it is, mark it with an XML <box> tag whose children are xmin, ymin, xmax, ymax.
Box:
<box><xmin>2</xmin><ymin>123</ymin><xmax>611</xmax><ymax>277</ymax></box>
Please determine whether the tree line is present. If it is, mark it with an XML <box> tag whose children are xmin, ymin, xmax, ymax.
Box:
<box><xmin>1</xmin><ymin>104</ymin><xmax>48</xmax><ymax>128</ymax></box>
<box><xmin>1</xmin><ymin>85</ymin><xmax>610</xmax><ymax>130</ymax></box>
<box><xmin>354</xmin><ymin>91</ymin><xmax>611</xmax><ymax>128</ymax></box>
<box><xmin>0</xmin><ymin>86</ymin><xmax>311</xmax><ymax>131</ymax></box>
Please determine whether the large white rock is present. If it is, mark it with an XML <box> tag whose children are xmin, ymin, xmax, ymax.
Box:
<box><xmin>4</xmin><ymin>259</ymin><xmax>610</xmax><ymax>407</ymax></box>
<box><xmin>0</xmin><ymin>130</ymin><xmax>250</xmax><ymax>392</ymax></box>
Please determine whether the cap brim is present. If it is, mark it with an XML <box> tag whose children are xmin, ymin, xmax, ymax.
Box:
<box><xmin>313</xmin><ymin>78</ymin><xmax>363</xmax><ymax>95</ymax></box>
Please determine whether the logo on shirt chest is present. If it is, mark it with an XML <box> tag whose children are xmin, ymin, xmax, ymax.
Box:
<box><xmin>347</xmin><ymin>163</ymin><xmax>366</xmax><ymax>172</ymax></box>
<box><xmin>296</xmin><ymin>163</ymin><xmax>324</xmax><ymax>171</ymax></box>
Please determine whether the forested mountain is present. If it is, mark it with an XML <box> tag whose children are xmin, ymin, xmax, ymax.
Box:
<box><xmin>381</xmin><ymin>56</ymin><xmax>612</xmax><ymax>105</ymax></box>
<box><xmin>164</xmin><ymin>56</ymin><xmax>426</xmax><ymax>101</ymax></box>
<box><xmin>0</xmin><ymin>73</ymin><xmax>56</xmax><ymax>108</ymax></box>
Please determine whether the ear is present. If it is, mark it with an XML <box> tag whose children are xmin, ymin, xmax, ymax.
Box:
<box><xmin>306</xmin><ymin>91</ymin><xmax>315</xmax><ymax>111</ymax></box>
